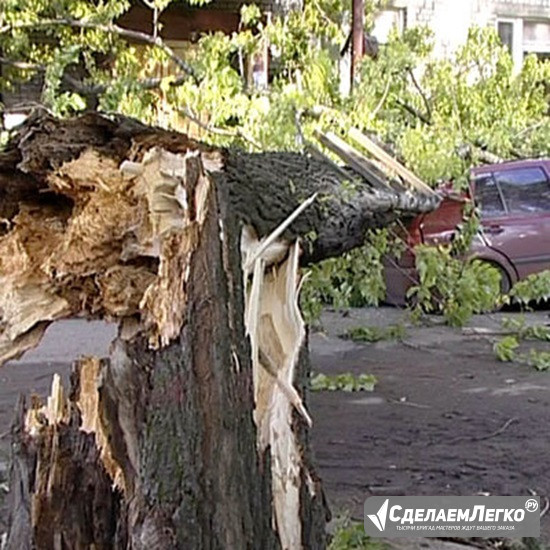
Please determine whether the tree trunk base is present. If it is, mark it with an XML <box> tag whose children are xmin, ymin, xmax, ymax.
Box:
<box><xmin>0</xmin><ymin>112</ymin><xmax>432</xmax><ymax>548</ymax></box>
<box><xmin>2</xmin><ymin>114</ymin><xmax>330</xmax><ymax>547</ymax></box>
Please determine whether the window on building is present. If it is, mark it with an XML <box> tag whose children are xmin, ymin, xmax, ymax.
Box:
<box><xmin>523</xmin><ymin>20</ymin><xmax>550</xmax><ymax>58</ymax></box>
<box><xmin>496</xmin><ymin>18</ymin><xmax>524</xmax><ymax>69</ymax></box>
<box><xmin>496</xmin><ymin>17</ymin><xmax>550</xmax><ymax>70</ymax></box>
<box><xmin>523</xmin><ymin>20</ymin><xmax>550</xmax><ymax>46</ymax></box>
<box><xmin>497</xmin><ymin>21</ymin><xmax>514</xmax><ymax>55</ymax></box>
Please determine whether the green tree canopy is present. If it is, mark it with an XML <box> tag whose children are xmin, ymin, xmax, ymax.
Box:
<box><xmin>1</xmin><ymin>0</ymin><xmax>549</xmax><ymax>322</ymax></box>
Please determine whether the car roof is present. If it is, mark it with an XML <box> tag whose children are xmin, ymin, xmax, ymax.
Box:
<box><xmin>472</xmin><ymin>158</ymin><xmax>550</xmax><ymax>177</ymax></box>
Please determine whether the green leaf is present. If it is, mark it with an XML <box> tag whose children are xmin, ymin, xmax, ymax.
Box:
<box><xmin>493</xmin><ymin>336</ymin><xmax>519</xmax><ymax>362</ymax></box>
<box><xmin>310</xmin><ymin>372</ymin><xmax>377</xmax><ymax>392</ymax></box>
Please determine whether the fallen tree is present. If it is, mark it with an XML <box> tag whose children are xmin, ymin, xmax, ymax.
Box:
<box><xmin>0</xmin><ymin>112</ymin><xmax>438</xmax><ymax>549</ymax></box>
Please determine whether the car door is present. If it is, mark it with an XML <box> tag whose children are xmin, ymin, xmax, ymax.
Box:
<box><xmin>475</xmin><ymin>165</ymin><xmax>550</xmax><ymax>279</ymax></box>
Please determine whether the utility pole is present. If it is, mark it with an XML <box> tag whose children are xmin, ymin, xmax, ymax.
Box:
<box><xmin>351</xmin><ymin>0</ymin><xmax>364</xmax><ymax>88</ymax></box>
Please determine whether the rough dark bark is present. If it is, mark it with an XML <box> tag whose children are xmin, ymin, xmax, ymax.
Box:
<box><xmin>0</xmin><ymin>112</ymin><xmax>435</xmax><ymax>549</ymax></box>
<box><xmin>3</xmin><ymin>168</ymin><xmax>292</xmax><ymax>549</ymax></box>
<box><xmin>0</xmin><ymin>111</ymin><xmax>438</xmax><ymax>265</ymax></box>
<box><xmin>7</xmin><ymin>391</ymin><xmax>127</xmax><ymax>550</ymax></box>
<box><xmin>132</xmin><ymin>181</ymin><xmax>281</xmax><ymax>548</ymax></box>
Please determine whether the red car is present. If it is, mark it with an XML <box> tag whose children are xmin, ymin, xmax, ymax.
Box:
<box><xmin>384</xmin><ymin>158</ymin><xmax>550</xmax><ymax>305</ymax></box>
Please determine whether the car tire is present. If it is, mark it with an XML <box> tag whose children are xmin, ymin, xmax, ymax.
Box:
<box><xmin>487</xmin><ymin>261</ymin><xmax>511</xmax><ymax>295</ymax></box>
<box><xmin>477</xmin><ymin>260</ymin><xmax>511</xmax><ymax>310</ymax></box>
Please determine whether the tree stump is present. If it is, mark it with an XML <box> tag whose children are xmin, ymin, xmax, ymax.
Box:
<box><xmin>0</xmin><ymin>112</ymin><xmax>436</xmax><ymax>549</ymax></box>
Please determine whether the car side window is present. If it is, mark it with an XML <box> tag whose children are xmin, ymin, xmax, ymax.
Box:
<box><xmin>475</xmin><ymin>174</ymin><xmax>505</xmax><ymax>217</ymax></box>
<box><xmin>494</xmin><ymin>167</ymin><xmax>550</xmax><ymax>214</ymax></box>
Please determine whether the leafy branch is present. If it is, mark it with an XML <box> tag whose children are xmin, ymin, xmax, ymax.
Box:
<box><xmin>0</xmin><ymin>53</ymin><xmax>196</xmax><ymax>96</ymax></box>
<box><xmin>0</xmin><ymin>17</ymin><xmax>197</xmax><ymax>81</ymax></box>
<box><xmin>407</xmin><ymin>67</ymin><xmax>432</xmax><ymax>122</ymax></box>
<box><xmin>494</xmin><ymin>317</ymin><xmax>550</xmax><ymax>371</ymax></box>
<box><xmin>179</xmin><ymin>108</ymin><xmax>262</xmax><ymax>149</ymax></box>
<box><xmin>310</xmin><ymin>372</ymin><xmax>377</xmax><ymax>392</ymax></box>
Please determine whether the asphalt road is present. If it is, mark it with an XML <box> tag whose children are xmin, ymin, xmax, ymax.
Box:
<box><xmin>310</xmin><ymin>308</ymin><xmax>550</xmax><ymax>545</ymax></box>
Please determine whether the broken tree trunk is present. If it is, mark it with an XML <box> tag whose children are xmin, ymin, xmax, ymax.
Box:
<box><xmin>0</xmin><ymin>112</ymin><xmax>438</xmax><ymax>549</ymax></box>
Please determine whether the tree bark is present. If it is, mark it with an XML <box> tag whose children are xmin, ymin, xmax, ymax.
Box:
<box><xmin>0</xmin><ymin>112</ymin><xmax>434</xmax><ymax>549</ymax></box>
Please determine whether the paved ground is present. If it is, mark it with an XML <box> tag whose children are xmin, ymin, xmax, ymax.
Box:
<box><xmin>310</xmin><ymin>308</ymin><xmax>550</xmax><ymax>546</ymax></box>
<box><xmin>0</xmin><ymin>310</ymin><xmax>549</xmax><ymax>548</ymax></box>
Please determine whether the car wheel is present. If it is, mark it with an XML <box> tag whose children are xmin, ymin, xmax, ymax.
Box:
<box><xmin>492</xmin><ymin>262</ymin><xmax>511</xmax><ymax>295</ymax></box>
<box><xmin>478</xmin><ymin>260</ymin><xmax>511</xmax><ymax>306</ymax></box>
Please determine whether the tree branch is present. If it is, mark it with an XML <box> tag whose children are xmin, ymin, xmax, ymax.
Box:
<box><xmin>0</xmin><ymin>54</ymin><xmax>259</xmax><ymax>146</ymax></box>
<box><xmin>179</xmin><ymin>108</ymin><xmax>261</xmax><ymax>149</ymax></box>
<box><xmin>0</xmin><ymin>55</ymin><xmax>190</xmax><ymax>97</ymax></box>
<box><xmin>513</xmin><ymin>121</ymin><xmax>544</xmax><ymax>139</ymax></box>
<box><xmin>0</xmin><ymin>56</ymin><xmax>39</xmax><ymax>71</ymax></box>
<box><xmin>395</xmin><ymin>97</ymin><xmax>432</xmax><ymax>126</ymax></box>
<box><xmin>371</xmin><ymin>75</ymin><xmax>392</xmax><ymax>118</ymax></box>
<box><xmin>0</xmin><ymin>18</ymin><xmax>198</xmax><ymax>82</ymax></box>
<box><xmin>407</xmin><ymin>67</ymin><xmax>432</xmax><ymax>122</ymax></box>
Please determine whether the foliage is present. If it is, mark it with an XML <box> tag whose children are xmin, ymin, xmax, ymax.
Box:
<box><xmin>404</xmin><ymin>201</ymin><xmax>504</xmax><ymax>327</ymax></box>
<box><xmin>490</xmin><ymin>274</ymin><xmax>550</xmax><ymax>369</ymax></box>
<box><xmin>509</xmin><ymin>271</ymin><xmax>550</xmax><ymax>306</ymax></box>
<box><xmin>350</xmin><ymin>25</ymin><xmax>550</xmax><ymax>187</ymax></box>
<box><xmin>345</xmin><ymin>324</ymin><xmax>405</xmax><ymax>343</ymax></box>
<box><xmin>494</xmin><ymin>317</ymin><xmax>550</xmax><ymax>371</ymax></box>
<box><xmin>493</xmin><ymin>335</ymin><xmax>520</xmax><ymax>362</ymax></box>
<box><xmin>494</xmin><ymin>338</ymin><xmax>550</xmax><ymax>372</ymax></box>
<box><xmin>310</xmin><ymin>372</ymin><xmax>377</xmax><ymax>392</ymax></box>
<box><xmin>1</xmin><ymin>0</ymin><xmax>549</xmax><ymax>326</ymax></box>
<box><xmin>524</xmin><ymin>349</ymin><xmax>550</xmax><ymax>371</ymax></box>
<box><xmin>501</xmin><ymin>316</ymin><xmax>550</xmax><ymax>341</ymax></box>
<box><xmin>3</xmin><ymin>2</ymin><xmax>548</xmax><ymax>160</ymax></box>
<box><xmin>301</xmin><ymin>228</ymin><xmax>400</xmax><ymax>323</ymax></box>
<box><xmin>408</xmin><ymin>246</ymin><xmax>502</xmax><ymax>327</ymax></box>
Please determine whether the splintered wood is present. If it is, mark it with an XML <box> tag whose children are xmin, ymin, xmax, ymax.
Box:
<box><xmin>0</xmin><ymin>145</ymin><xmax>221</xmax><ymax>363</ymax></box>
<box><xmin>242</xmin><ymin>229</ymin><xmax>312</xmax><ymax>550</ymax></box>
<box><xmin>1</xmin><ymin>121</ymin><xmax>320</xmax><ymax>548</ymax></box>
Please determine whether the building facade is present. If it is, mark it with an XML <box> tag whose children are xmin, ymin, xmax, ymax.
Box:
<box><xmin>373</xmin><ymin>0</ymin><xmax>550</xmax><ymax>67</ymax></box>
